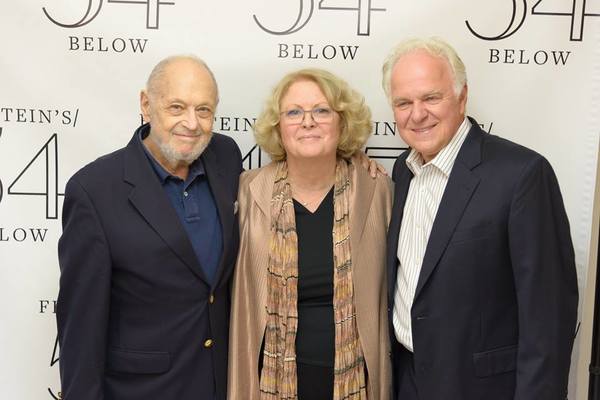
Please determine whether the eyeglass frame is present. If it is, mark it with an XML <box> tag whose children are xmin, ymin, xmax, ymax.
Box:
<box><xmin>279</xmin><ymin>105</ymin><xmax>337</xmax><ymax>125</ymax></box>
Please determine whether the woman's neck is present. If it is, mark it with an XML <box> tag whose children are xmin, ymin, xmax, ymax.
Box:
<box><xmin>286</xmin><ymin>156</ymin><xmax>337</xmax><ymax>211</ymax></box>
<box><xmin>286</xmin><ymin>156</ymin><xmax>336</xmax><ymax>191</ymax></box>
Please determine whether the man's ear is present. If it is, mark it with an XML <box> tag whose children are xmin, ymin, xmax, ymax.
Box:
<box><xmin>140</xmin><ymin>90</ymin><xmax>151</xmax><ymax>123</ymax></box>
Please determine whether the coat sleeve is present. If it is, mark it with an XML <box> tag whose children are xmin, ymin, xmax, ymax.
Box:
<box><xmin>508</xmin><ymin>156</ymin><xmax>578</xmax><ymax>400</ymax></box>
<box><xmin>56</xmin><ymin>177</ymin><xmax>112</xmax><ymax>400</ymax></box>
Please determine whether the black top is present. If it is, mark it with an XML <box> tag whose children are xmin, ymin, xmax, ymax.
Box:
<box><xmin>294</xmin><ymin>187</ymin><xmax>335</xmax><ymax>367</ymax></box>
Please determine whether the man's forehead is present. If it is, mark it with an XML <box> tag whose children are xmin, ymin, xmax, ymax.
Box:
<box><xmin>394</xmin><ymin>51</ymin><xmax>450</xmax><ymax>73</ymax></box>
<box><xmin>153</xmin><ymin>65</ymin><xmax>216</xmax><ymax>100</ymax></box>
<box><xmin>391</xmin><ymin>53</ymin><xmax>452</xmax><ymax>89</ymax></box>
<box><xmin>162</xmin><ymin>62</ymin><xmax>212</xmax><ymax>85</ymax></box>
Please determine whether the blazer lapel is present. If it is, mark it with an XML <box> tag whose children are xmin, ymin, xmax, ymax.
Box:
<box><xmin>123</xmin><ymin>131</ymin><xmax>209</xmax><ymax>284</ymax></box>
<box><xmin>202</xmin><ymin>144</ymin><xmax>236</xmax><ymax>289</ymax></box>
<box><xmin>244</xmin><ymin>163</ymin><xmax>277</xmax><ymax>322</ymax></box>
<box><xmin>387</xmin><ymin>162</ymin><xmax>413</xmax><ymax>300</ymax></box>
<box><xmin>413</xmin><ymin>122</ymin><xmax>483</xmax><ymax>300</ymax></box>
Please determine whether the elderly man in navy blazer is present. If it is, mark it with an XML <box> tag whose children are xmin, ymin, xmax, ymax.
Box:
<box><xmin>57</xmin><ymin>56</ymin><xmax>242</xmax><ymax>400</ymax></box>
<box><xmin>383</xmin><ymin>37</ymin><xmax>578</xmax><ymax>400</ymax></box>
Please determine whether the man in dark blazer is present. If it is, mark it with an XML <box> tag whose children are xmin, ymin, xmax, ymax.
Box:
<box><xmin>57</xmin><ymin>56</ymin><xmax>242</xmax><ymax>400</ymax></box>
<box><xmin>382</xmin><ymin>37</ymin><xmax>578</xmax><ymax>399</ymax></box>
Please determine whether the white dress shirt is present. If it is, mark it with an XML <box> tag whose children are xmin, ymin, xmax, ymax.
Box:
<box><xmin>393</xmin><ymin>118</ymin><xmax>471</xmax><ymax>351</ymax></box>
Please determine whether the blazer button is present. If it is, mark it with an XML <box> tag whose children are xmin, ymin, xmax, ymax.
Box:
<box><xmin>204</xmin><ymin>339</ymin><xmax>213</xmax><ymax>348</ymax></box>
<box><xmin>209</xmin><ymin>294</ymin><xmax>215</xmax><ymax>304</ymax></box>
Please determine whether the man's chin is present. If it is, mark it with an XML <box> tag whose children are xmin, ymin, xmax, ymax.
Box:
<box><xmin>178</xmin><ymin>140</ymin><xmax>211</xmax><ymax>163</ymax></box>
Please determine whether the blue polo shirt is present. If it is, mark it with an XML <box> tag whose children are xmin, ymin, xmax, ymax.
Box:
<box><xmin>140</xmin><ymin>132</ymin><xmax>223</xmax><ymax>285</ymax></box>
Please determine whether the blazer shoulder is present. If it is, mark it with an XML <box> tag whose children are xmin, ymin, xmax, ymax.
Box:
<box><xmin>477</xmin><ymin>133</ymin><xmax>561</xmax><ymax>195</ymax></box>
<box><xmin>237</xmin><ymin>164</ymin><xmax>277</xmax><ymax>219</ymax></box>
<box><xmin>349</xmin><ymin>160</ymin><xmax>393</xmax><ymax>216</ymax></box>
<box><xmin>360</xmin><ymin>167</ymin><xmax>392</xmax><ymax>201</ymax></box>
<box><xmin>240</xmin><ymin>168</ymin><xmax>260</xmax><ymax>188</ymax></box>
<box><xmin>68</xmin><ymin>147</ymin><xmax>127</xmax><ymax>188</ymax></box>
<box><xmin>482</xmin><ymin>133</ymin><xmax>544</xmax><ymax>166</ymax></box>
<box><xmin>238</xmin><ymin>169</ymin><xmax>257</xmax><ymax>203</ymax></box>
<box><xmin>371</xmin><ymin>173</ymin><xmax>393</xmax><ymax>219</ymax></box>
<box><xmin>209</xmin><ymin>133</ymin><xmax>241</xmax><ymax>156</ymax></box>
<box><xmin>240</xmin><ymin>162</ymin><xmax>278</xmax><ymax>186</ymax></box>
<box><xmin>375</xmin><ymin>173</ymin><xmax>393</xmax><ymax>193</ymax></box>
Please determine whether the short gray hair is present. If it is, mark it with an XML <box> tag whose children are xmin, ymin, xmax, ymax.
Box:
<box><xmin>382</xmin><ymin>37</ymin><xmax>467</xmax><ymax>101</ymax></box>
<box><xmin>146</xmin><ymin>55</ymin><xmax>219</xmax><ymax>104</ymax></box>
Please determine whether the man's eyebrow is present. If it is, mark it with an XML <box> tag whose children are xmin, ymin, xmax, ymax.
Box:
<box><xmin>162</xmin><ymin>97</ymin><xmax>183</xmax><ymax>105</ymax></box>
<box><xmin>392</xmin><ymin>97</ymin><xmax>412</xmax><ymax>105</ymax></box>
<box><xmin>422</xmin><ymin>91</ymin><xmax>443</xmax><ymax>97</ymax></box>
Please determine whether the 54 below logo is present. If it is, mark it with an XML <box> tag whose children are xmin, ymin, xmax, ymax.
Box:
<box><xmin>253</xmin><ymin>0</ymin><xmax>386</xmax><ymax>36</ymax></box>
<box><xmin>254</xmin><ymin>0</ymin><xmax>387</xmax><ymax>61</ymax></box>
<box><xmin>466</xmin><ymin>0</ymin><xmax>599</xmax><ymax>41</ymax></box>
<box><xmin>43</xmin><ymin>0</ymin><xmax>174</xmax><ymax>29</ymax></box>
<box><xmin>41</xmin><ymin>0</ymin><xmax>170</xmax><ymax>53</ymax></box>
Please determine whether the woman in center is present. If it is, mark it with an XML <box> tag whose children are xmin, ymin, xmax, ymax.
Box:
<box><xmin>228</xmin><ymin>68</ymin><xmax>392</xmax><ymax>400</ymax></box>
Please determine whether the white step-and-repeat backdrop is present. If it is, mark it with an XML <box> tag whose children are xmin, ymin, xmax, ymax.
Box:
<box><xmin>1</xmin><ymin>1</ymin><xmax>599</xmax><ymax>398</ymax></box>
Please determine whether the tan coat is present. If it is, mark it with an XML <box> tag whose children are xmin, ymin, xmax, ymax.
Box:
<box><xmin>228</xmin><ymin>160</ymin><xmax>392</xmax><ymax>400</ymax></box>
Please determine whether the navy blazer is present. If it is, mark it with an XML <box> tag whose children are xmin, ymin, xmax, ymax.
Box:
<box><xmin>57</xmin><ymin>125</ymin><xmax>242</xmax><ymax>400</ymax></box>
<box><xmin>387</xmin><ymin>118</ymin><xmax>578</xmax><ymax>399</ymax></box>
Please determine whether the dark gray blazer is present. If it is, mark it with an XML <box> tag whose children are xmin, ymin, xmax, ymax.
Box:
<box><xmin>387</xmin><ymin>117</ymin><xmax>578</xmax><ymax>399</ymax></box>
<box><xmin>57</xmin><ymin>124</ymin><xmax>242</xmax><ymax>400</ymax></box>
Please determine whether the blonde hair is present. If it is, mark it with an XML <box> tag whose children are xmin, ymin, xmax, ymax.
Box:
<box><xmin>254</xmin><ymin>68</ymin><xmax>372</xmax><ymax>161</ymax></box>
<box><xmin>382</xmin><ymin>37</ymin><xmax>467</xmax><ymax>101</ymax></box>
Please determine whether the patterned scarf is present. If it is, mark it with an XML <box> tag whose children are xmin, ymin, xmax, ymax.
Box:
<box><xmin>259</xmin><ymin>159</ymin><xmax>367</xmax><ymax>400</ymax></box>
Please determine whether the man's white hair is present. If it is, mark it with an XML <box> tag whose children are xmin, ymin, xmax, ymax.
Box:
<box><xmin>382</xmin><ymin>37</ymin><xmax>467</xmax><ymax>102</ymax></box>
